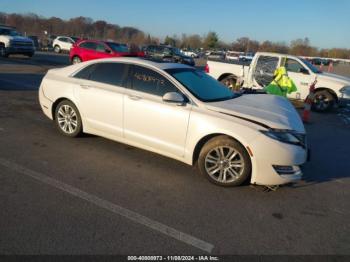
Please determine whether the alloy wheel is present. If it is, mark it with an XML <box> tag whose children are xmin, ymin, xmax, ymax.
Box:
<box><xmin>57</xmin><ymin>104</ymin><xmax>78</xmax><ymax>134</ymax></box>
<box><xmin>314</xmin><ymin>93</ymin><xmax>330</xmax><ymax>111</ymax></box>
<box><xmin>204</xmin><ymin>146</ymin><xmax>245</xmax><ymax>184</ymax></box>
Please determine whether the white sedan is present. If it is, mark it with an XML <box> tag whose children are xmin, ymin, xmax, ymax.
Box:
<box><xmin>39</xmin><ymin>58</ymin><xmax>308</xmax><ymax>187</ymax></box>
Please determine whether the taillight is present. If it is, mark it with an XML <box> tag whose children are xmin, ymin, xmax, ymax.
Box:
<box><xmin>204</xmin><ymin>63</ymin><xmax>210</xmax><ymax>73</ymax></box>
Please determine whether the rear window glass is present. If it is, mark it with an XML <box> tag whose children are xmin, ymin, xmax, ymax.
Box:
<box><xmin>74</xmin><ymin>63</ymin><xmax>128</xmax><ymax>87</ymax></box>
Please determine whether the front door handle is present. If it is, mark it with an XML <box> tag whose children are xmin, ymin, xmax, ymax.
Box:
<box><xmin>128</xmin><ymin>95</ymin><xmax>142</xmax><ymax>101</ymax></box>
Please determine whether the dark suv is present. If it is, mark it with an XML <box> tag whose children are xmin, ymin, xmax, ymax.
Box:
<box><xmin>144</xmin><ymin>45</ymin><xmax>195</xmax><ymax>66</ymax></box>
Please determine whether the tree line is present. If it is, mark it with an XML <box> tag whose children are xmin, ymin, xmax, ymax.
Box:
<box><xmin>1</xmin><ymin>12</ymin><xmax>349</xmax><ymax>59</ymax></box>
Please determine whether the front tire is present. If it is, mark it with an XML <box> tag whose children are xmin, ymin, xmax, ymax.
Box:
<box><xmin>55</xmin><ymin>100</ymin><xmax>82</xmax><ymax>137</ymax></box>
<box><xmin>197</xmin><ymin>136</ymin><xmax>251</xmax><ymax>187</ymax></box>
<box><xmin>0</xmin><ymin>44</ymin><xmax>9</xmax><ymax>58</ymax></box>
<box><xmin>312</xmin><ymin>90</ymin><xmax>335</xmax><ymax>112</ymax></box>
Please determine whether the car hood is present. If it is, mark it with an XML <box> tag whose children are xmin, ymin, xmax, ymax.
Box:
<box><xmin>317</xmin><ymin>72</ymin><xmax>350</xmax><ymax>86</ymax></box>
<box><xmin>8</xmin><ymin>35</ymin><xmax>33</xmax><ymax>43</ymax></box>
<box><xmin>206</xmin><ymin>94</ymin><xmax>305</xmax><ymax>133</ymax></box>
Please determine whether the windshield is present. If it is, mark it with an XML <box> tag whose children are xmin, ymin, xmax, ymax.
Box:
<box><xmin>0</xmin><ymin>28</ymin><xmax>20</xmax><ymax>36</ymax></box>
<box><xmin>106</xmin><ymin>42</ymin><xmax>129</xmax><ymax>53</ymax></box>
<box><xmin>300</xmin><ymin>58</ymin><xmax>322</xmax><ymax>74</ymax></box>
<box><xmin>166</xmin><ymin>68</ymin><xmax>238</xmax><ymax>102</ymax></box>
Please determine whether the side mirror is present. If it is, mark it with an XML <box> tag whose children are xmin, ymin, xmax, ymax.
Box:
<box><xmin>299</xmin><ymin>68</ymin><xmax>309</xmax><ymax>75</ymax></box>
<box><xmin>162</xmin><ymin>92</ymin><xmax>186</xmax><ymax>105</ymax></box>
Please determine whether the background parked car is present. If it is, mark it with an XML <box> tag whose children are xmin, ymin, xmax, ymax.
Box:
<box><xmin>239</xmin><ymin>52</ymin><xmax>255</xmax><ymax>62</ymax></box>
<box><xmin>207</xmin><ymin>51</ymin><xmax>225</xmax><ymax>60</ymax></box>
<box><xmin>53</xmin><ymin>36</ymin><xmax>79</xmax><ymax>53</ymax></box>
<box><xmin>69</xmin><ymin>40</ymin><xmax>144</xmax><ymax>64</ymax></box>
<box><xmin>225</xmin><ymin>51</ymin><xmax>241</xmax><ymax>61</ymax></box>
<box><xmin>144</xmin><ymin>45</ymin><xmax>195</xmax><ymax>66</ymax></box>
<box><xmin>181</xmin><ymin>49</ymin><xmax>199</xmax><ymax>58</ymax></box>
<box><xmin>0</xmin><ymin>25</ymin><xmax>35</xmax><ymax>58</ymax></box>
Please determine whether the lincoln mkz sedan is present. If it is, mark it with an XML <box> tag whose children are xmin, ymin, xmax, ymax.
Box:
<box><xmin>39</xmin><ymin>58</ymin><xmax>308</xmax><ymax>187</ymax></box>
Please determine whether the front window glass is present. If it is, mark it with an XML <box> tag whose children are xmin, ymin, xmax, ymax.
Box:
<box><xmin>253</xmin><ymin>56</ymin><xmax>279</xmax><ymax>87</ymax></box>
<box><xmin>166</xmin><ymin>68</ymin><xmax>237</xmax><ymax>102</ymax></box>
<box><xmin>131</xmin><ymin>66</ymin><xmax>178</xmax><ymax>96</ymax></box>
<box><xmin>106</xmin><ymin>42</ymin><xmax>129</xmax><ymax>53</ymax></box>
<box><xmin>96</xmin><ymin>43</ymin><xmax>107</xmax><ymax>53</ymax></box>
<box><xmin>286</xmin><ymin>59</ymin><xmax>305</xmax><ymax>73</ymax></box>
<box><xmin>79</xmin><ymin>41</ymin><xmax>97</xmax><ymax>50</ymax></box>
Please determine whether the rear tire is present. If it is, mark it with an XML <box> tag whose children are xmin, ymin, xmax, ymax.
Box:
<box><xmin>54</xmin><ymin>100</ymin><xmax>82</xmax><ymax>138</ymax></box>
<box><xmin>54</xmin><ymin>45</ymin><xmax>61</xmax><ymax>53</ymax></box>
<box><xmin>197</xmin><ymin>136</ymin><xmax>251</xmax><ymax>187</ymax></box>
<box><xmin>312</xmin><ymin>90</ymin><xmax>335</xmax><ymax>112</ymax></box>
<box><xmin>72</xmin><ymin>56</ymin><xmax>82</xmax><ymax>64</ymax></box>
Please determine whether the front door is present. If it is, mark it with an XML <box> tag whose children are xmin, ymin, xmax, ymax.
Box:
<box><xmin>285</xmin><ymin>58</ymin><xmax>313</xmax><ymax>100</ymax></box>
<box><xmin>124</xmin><ymin>65</ymin><xmax>191</xmax><ymax>157</ymax></box>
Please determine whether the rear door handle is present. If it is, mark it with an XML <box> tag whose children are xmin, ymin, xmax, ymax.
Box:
<box><xmin>128</xmin><ymin>95</ymin><xmax>142</xmax><ymax>101</ymax></box>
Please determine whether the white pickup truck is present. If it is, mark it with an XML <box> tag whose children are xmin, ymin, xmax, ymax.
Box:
<box><xmin>206</xmin><ymin>52</ymin><xmax>350</xmax><ymax>112</ymax></box>
<box><xmin>0</xmin><ymin>25</ymin><xmax>35</xmax><ymax>58</ymax></box>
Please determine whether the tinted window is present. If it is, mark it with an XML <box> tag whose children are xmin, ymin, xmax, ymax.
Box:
<box><xmin>106</xmin><ymin>42</ymin><xmax>129</xmax><ymax>53</ymax></box>
<box><xmin>74</xmin><ymin>64</ymin><xmax>96</xmax><ymax>80</ymax></box>
<box><xmin>253</xmin><ymin>56</ymin><xmax>279</xmax><ymax>86</ymax></box>
<box><xmin>96</xmin><ymin>43</ymin><xmax>107</xmax><ymax>52</ymax></box>
<box><xmin>286</xmin><ymin>59</ymin><xmax>305</xmax><ymax>73</ymax></box>
<box><xmin>131</xmin><ymin>66</ymin><xmax>178</xmax><ymax>96</ymax></box>
<box><xmin>74</xmin><ymin>63</ymin><xmax>128</xmax><ymax>87</ymax></box>
<box><xmin>166</xmin><ymin>68</ymin><xmax>237</xmax><ymax>102</ymax></box>
<box><xmin>79</xmin><ymin>41</ymin><xmax>97</xmax><ymax>50</ymax></box>
<box><xmin>90</xmin><ymin>63</ymin><xmax>128</xmax><ymax>86</ymax></box>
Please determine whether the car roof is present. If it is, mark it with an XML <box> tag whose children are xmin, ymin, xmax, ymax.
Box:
<box><xmin>87</xmin><ymin>57</ymin><xmax>192</xmax><ymax>70</ymax></box>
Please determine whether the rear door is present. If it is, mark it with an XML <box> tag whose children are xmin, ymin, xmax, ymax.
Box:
<box><xmin>74</xmin><ymin>62</ymin><xmax>129</xmax><ymax>137</ymax></box>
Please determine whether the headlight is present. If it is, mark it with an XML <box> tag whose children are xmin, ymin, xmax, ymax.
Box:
<box><xmin>260</xmin><ymin>129</ymin><xmax>306</xmax><ymax>147</ymax></box>
<box><xmin>340</xmin><ymin>86</ymin><xmax>350</xmax><ymax>96</ymax></box>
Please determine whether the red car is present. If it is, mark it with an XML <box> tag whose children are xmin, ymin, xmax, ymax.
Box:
<box><xmin>69</xmin><ymin>40</ymin><xmax>144</xmax><ymax>64</ymax></box>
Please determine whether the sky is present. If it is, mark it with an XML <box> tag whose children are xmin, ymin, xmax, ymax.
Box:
<box><xmin>1</xmin><ymin>0</ymin><xmax>349</xmax><ymax>48</ymax></box>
